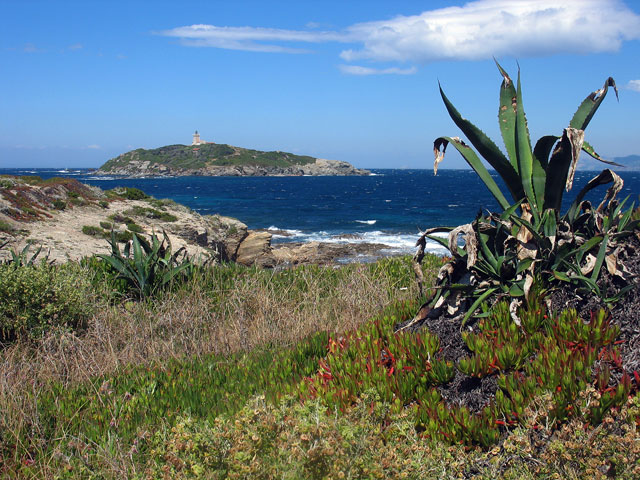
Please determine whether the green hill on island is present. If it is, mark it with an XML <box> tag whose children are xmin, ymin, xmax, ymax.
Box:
<box><xmin>98</xmin><ymin>142</ymin><xmax>369</xmax><ymax>177</ymax></box>
<box><xmin>100</xmin><ymin>143</ymin><xmax>316</xmax><ymax>171</ymax></box>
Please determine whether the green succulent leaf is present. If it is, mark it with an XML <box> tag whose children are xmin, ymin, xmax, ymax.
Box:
<box><xmin>438</xmin><ymin>83</ymin><xmax>522</xmax><ymax>203</ymax></box>
<box><xmin>582</xmin><ymin>141</ymin><xmax>622</xmax><ymax>167</ymax></box>
<box><xmin>533</xmin><ymin>135</ymin><xmax>559</xmax><ymax>169</ymax></box>
<box><xmin>434</xmin><ymin>137</ymin><xmax>510</xmax><ymax>210</ymax></box>
<box><xmin>495</xmin><ymin>60</ymin><xmax>519</xmax><ymax>173</ymax></box>
<box><xmin>570</xmin><ymin>77</ymin><xmax>618</xmax><ymax>131</ymax></box>
<box><xmin>514</xmin><ymin>70</ymin><xmax>541</xmax><ymax>216</ymax></box>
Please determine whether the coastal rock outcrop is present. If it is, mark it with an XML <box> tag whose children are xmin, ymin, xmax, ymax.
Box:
<box><xmin>0</xmin><ymin>177</ymin><xmax>272</xmax><ymax>266</ymax></box>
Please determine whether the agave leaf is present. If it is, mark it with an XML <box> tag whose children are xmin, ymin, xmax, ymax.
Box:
<box><xmin>565</xmin><ymin>169</ymin><xmax>622</xmax><ymax>223</ymax></box>
<box><xmin>425</xmin><ymin>234</ymin><xmax>450</xmax><ymax>251</ymax></box>
<box><xmin>495</xmin><ymin>60</ymin><xmax>519</xmax><ymax>173</ymax></box>
<box><xmin>570</xmin><ymin>77</ymin><xmax>618</xmax><ymax>131</ymax></box>
<box><xmin>516</xmin><ymin>258</ymin><xmax>534</xmax><ymax>275</ymax></box>
<box><xmin>438</xmin><ymin>84</ymin><xmax>522</xmax><ymax>203</ymax></box>
<box><xmin>544</xmin><ymin>128</ymin><xmax>582</xmax><ymax>211</ymax></box>
<box><xmin>498</xmin><ymin>201</ymin><xmax>522</xmax><ymax>221</ymax></box>
<box><xmin>582</xmin><ymin>141</ymin><xmax>622</xmax><ymax>167</ymax></box>
<box><xmin>96</xmin><ymin>254</ymin><xmax>130</xmax><ymax>279</ymax></box>
<box><xmin>596</xmin><ymin>171</ymin><xmax>623</xmax><ymax>213</ymax></box>
<box><xmin>590</xmin><ymin>233</ymin><xmax>609</xmax><ymax>282</ymax></box>
<box><xmin>514</xmin><ymin>70</ymin><xmax>542</xmax><ymax>216</ymax></box>
<box><xmin>553</xmin><ymin>270</ymin><xmax>571</xmax><ymax>282</ymax></box>
<box><xmin>617</xmin><ymin>201</ymin><xmax>635</xmax><ymax>232</ymax></box>
<box><xmin>580</xmin><ymin>254</ymin><xmax>598</xmax><ymax>275</ymax></box>
<box><xmin>448</xmin><ymin>223</ymin><xmax>477</xmax><ymax>268</ymax></box>
<box><xmin>434</xmin><ymin>137</ymin><xmax>511</xmax><ymax>210</ymax></box>
<box><xmin>541</xmin><ymin>209</ymin><xmax>557</xmax><ymax>249</ymax></box>
<box><xmin>462</xmin><ymin>287</ymin><xmax>498</xmax><ymax>326</ymax></box>
<box><xmin>564</xmin><ymin>128</ymin><xmax>586</xmax><ymax>193</ymax></box>
<box><xmin>477</xmin><ymin>230</ymin><xmax>498</xmax><ymax>272</ymax></box>
<box><xmin>533</xmin><ymin>135</ymin><xmax>559</xmax><ymax>169</ymax></box>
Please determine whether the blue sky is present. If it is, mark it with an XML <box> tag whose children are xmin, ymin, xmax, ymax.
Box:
<box><xmin>2</xmin><ymin>0</ymin><xmax>640</xmax><ymax>169</ymax></box>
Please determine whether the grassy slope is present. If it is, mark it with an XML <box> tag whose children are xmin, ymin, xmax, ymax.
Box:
<box><xmin>100</xmin><ymin>143</ymin><xmax>317</xmax><ymax>171</ymax></box>
<box><xmin>1</xmin><ymin>253</ymin><xmax>640</xmax><ymax>478</ymax></box>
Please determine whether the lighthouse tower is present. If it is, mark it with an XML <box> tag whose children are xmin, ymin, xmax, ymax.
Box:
<box><xmin>192</xmin><ymin>130</ymin><xmax>202</xmax><ymax>146</ymax></box>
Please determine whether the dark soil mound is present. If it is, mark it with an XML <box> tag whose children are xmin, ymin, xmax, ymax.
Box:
<box><xmin>396</xmin><ymin>232</ymin><xmax>640</xmax><ymax>413</ymax></box>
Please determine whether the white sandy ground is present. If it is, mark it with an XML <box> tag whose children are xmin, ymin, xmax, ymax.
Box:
<box><xmin>0</xmin><ymin>199</ymin><xmax>216</xmax><ymax>264</ymax></box>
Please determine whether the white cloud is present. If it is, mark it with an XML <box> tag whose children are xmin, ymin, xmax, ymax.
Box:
<box><xmin>341</xmin><ymin>0</ymin><xmax>640</xmax><ymax>63</ymax></box>
<box><xmin>68</xmin><ymin>43</ymin><xmax>83</xmax><ymax>50</ymax></box>
<box><xmin>86</xmin><ymin>144</ymin><xmax>101</xmax><ymax>149</ymax></box>
<box><xmin>160</xmin><ymin>0</ymin><xmax>640</xmax><ymax>64</ymax></box>
<box><xmin>339</xmin><ymin>65</ymin><xmax>417</xmax><ymax>75</ymax></box>
<box><xmin>627</xmin><ymin>80</ymin><xmax>640</xmax><ymax>92</ymax></box>
<box><xmin>22</xmin><ymin>43</ymin><xmax>41</xmax><ymax>53</ymax></box>
<box><xmin>159</xmin><ymin>24</ymin><xmax>348</xmax><ymax>53</ymax></box>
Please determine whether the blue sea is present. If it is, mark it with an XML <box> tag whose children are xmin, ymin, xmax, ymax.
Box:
<box><xmin>2</xmin><ymin>168</ymin><xmax>639</xmax><ymax>256</ymax></box>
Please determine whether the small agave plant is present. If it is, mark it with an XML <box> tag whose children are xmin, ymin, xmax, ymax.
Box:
<box><xmin>410</xmin><ymin>62</ymin><xmax>638</xmax><ymax>326</ymax></box>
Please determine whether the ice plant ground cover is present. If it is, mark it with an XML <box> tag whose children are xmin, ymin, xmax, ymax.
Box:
<box><xmin>1</xmin><ymin>240</ymin><xmax>640</xmax><ymax>477</ymax></box>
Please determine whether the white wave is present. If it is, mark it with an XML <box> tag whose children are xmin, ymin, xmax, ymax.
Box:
<box><xmin>267</xmin><ymin>226</ymin><xmax>304</xmax><ymax>237</ymax></box>
<box><xmin>355</xmin><ymin>219</ymin><xmax>377</xmax><ymax>225</ymax></box>
<box><xmin>273</xmin><ymin>229</ymin><xmax>448</xmax><ymax>255</ymax></box>
<box><xmin>85</xmin><ymin>176</ymin><xmax>115</xmax><ymax>180</ymax></box>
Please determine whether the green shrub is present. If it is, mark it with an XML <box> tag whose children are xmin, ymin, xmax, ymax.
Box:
<box><xmin>52</xmin><ymin>199</ymin><xmax>66</xmax><ymax>210</ymax></box>
<box><xmin>0</xmin><ymin>220</ymin><xmax>13</xmax><ymax>233</ymax></box>
<box><xmin>99</xmin><ymin>200</ymin><xmax>109</xmax><ymax>209</ymax></box>
<box><xmin>127</xmin><ymin>222</ymin><xmax>144</xmax><ymax>233</ymax></box>
<box><xmin>99</xmin><ymin>221</ymin><xmax>112</xmax><ymax>230</ymax></box>
<box><xmin>109</xmin><ymin>187</ymin><xmax>148</xmax><ymax>200</ymax></box>
<box><xmin>0</xmin><ymin>263</ymin><xmax>93</xmax><ymax>342</ymax></box>
<box><xmin>81</xmin><ymin>225</ymin><xmax>103</xmax><ymax>236</ymax></box>
<box><xmin>114</xmin><ymin>230</ymin><xmax>133</xmax><ymax>243</ymax></box>
<box><xmin>124</xmin><ymin>205</ymin><xmax>178</xmax><ymax>222</ymax></box>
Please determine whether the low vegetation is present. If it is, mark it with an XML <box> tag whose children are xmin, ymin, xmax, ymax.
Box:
<box><xmin>0</xmin><ymin>243</ymin><xmax>442</xmax><ymax>478</ymax></box>
<box><xmin>100</xmin><ymin>143</ymin><xmax>317</xmax><ymax>172</ymax></box>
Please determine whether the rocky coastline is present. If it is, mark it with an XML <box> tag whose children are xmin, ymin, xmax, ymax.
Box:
<box><xmin>0</xmin><ymin>176</ymin><xmax>390</xmax><ymax>266</ymax></box>
<box><xmin>99</xmin><ymin>158</ymin><xmax>370</xmax><ymax>178</ymax></box>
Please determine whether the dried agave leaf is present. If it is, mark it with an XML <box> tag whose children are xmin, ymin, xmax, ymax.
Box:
<box><xmin>565</xmin><ymin>127</ymin><xmax>585</xmax><ymax>192</ymax></box>
<box><xmin>524</xmin><ymin>272</ymin><xmax>535</xmax><ymax>301</ymax></box>
<box><xmin>510</xmin><ymin>298</ymin><xmax>522</xmax><ymax>326</ymax></box>
<box><xmin>605</xmin><ymin>248</ymin><xmax>636</xmax><ymax>281</ymax></box>
<box><xmin>595</xmin><ymin>170</ymin><xmax>623</xmax><ymax>213</ymax></box>
<box><xmin>433</xmin><ymin>137</ymin><xmax>462</xmax><ymax>175</ymax></box>
<box><xmin>437</xmin><ymin>261</ymin><xmax>456</xmax><ymax>284</ymax></box>
<box><xmin>448</xmin><ymin>223</ymin><xmax>477</xmax><ymax>269</ymax></box>
<box><xmin>434</xmin><ymin>294</ymin><xmax>447</xmax><ymax>309</ymax></box>
<box><xmin>447</xmin><ymin>291</ymin><xmax>462</xmax><ymax>316</ymax></box>
<box><xmin>580</xmin><ymin>254</ymin><xmax>597</xmax><ymax>275</ymax></box>
<box><xmin>517</xmin><ymin>241</ymin><xmax>537</xmax><ymax>261</ymax></box>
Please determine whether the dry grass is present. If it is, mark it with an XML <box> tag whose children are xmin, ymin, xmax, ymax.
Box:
<box><xmin>0</xmin><ymin>257</ymin><xmax>437</xmax><ymax>477</ymax></box>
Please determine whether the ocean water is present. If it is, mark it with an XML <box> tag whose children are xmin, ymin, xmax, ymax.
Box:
<box><xmin>2</xmin><ymin>168</ymin><xmax>639</xmax><ymax>256</ymax></box>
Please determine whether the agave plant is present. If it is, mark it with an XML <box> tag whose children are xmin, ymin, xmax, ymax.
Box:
<box><xmin>1</xmin><ymin>242</ymin><xmax>50</xmax><ymax>267</ymax></box>
<box><xmin>98</xmin><ymin>230</ymin><xmax>194</xmax><ymax>299</ymax></box>
<box><xmin>411</xmin><ymin>62</ymin><xmax>638</xmax><ymax>326</ymax></box>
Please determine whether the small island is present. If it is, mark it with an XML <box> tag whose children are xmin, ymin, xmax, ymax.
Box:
<box><xmin>98</xmin><ymin>131</ymin><xmax>370</xmax><ymax>178</ymax></box>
